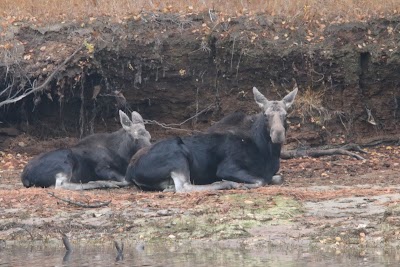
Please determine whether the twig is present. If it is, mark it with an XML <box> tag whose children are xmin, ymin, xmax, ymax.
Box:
<box><xmin>61</xmin><ymin>233</ymin><xmax>73</xmax><ymax>263</ymax></box>
<box><xmin>114</xmin><ymin>240</ymin><xmax>124</xmax><ymax>261</ymax></box>
<box><xmin>47</xmin><ymin>192</ymin><xmax>111</xmax><ymax>208</ymax></box>
<box><xmin>144</xmin><ymin>104</ymin><xmax>214</xmax><ymax>132</ymax></box>
<box><xmin>22</xmin><ymin>227</ymin><xmax>34</xmax><ymax>240</ymax></box>
<box><xmin>0</xmin><ymin>43</ymin><xmax>84</xmax><ymax>108</ymax></box>
<box><xmin>62</xmin><ymin>233</ymin><xmax>73</xmax><ymax>251</ymax></box>
<box><xmin>114</xmin><ymin>240</ymin><xmax>124</xmax><ymax>253</ymax></box>
<box><xmin>230</xmin><ymin>36</ymin><xmax>236</xmax><ymax>70</ymax></box>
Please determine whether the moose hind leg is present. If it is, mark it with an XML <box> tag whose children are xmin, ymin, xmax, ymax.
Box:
<box><xmin>55</xmin><ymin>173</ymin><xmax>70</xmax><ymax>189</ymax></box>
<box><xmin>216</xmin><ymin>165</ymin><xmax>267</xmax><ymax>189</ymax></box>
<box><xmin>270</xmin><ymin>175</ymin><xmax>284</xmax><ymax>185</ymax></box>
<box><xmin>170</xmin><ymin>171</ymin><xmax>239</xmax><ymax>193</ymax></box>
<box><xmin>55</xmin><ymin>172</ymin><xmax>121</xmax><ymax>190</ymax></box>
<box><xmin>94</xmin><ymin>165</ymin><xmax>126</xmax><ymax>182</ymax></box>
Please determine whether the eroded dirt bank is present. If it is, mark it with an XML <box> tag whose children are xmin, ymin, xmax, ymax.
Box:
<box><xmin>1</xmin><ymin>13</ymin><xmax>400</xmax><ymax>146</ymax></box>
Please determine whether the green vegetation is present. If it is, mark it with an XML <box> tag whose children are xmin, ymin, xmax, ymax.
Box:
<box><xmin>134</xmin><ymin>194</ymin><xmax>303</xmax><ymax>241</ymax></box>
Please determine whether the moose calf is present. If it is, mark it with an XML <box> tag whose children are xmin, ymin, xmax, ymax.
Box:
<box><xmin>21</xmin><ymin>110</ymin><xmax>151</xmax><ymax>190</ymax></box>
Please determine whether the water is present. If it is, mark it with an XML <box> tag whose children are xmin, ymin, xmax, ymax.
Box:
<box><xmin>1</xmin><ymin>242</ymin><xmax>399</xmax><ymax>267</ymax></box>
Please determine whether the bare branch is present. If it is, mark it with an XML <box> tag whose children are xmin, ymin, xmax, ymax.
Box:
<box><xmin>144</xmin><ymin>104</ymin><xmax>214</xmax><ymax>132</ymax></box>
<box><xmin>47</xmin><ymin>192</ymin><xmax>111</xmax><ymax>208</ymax></box>
<box><xmin>0</xmin><ymin>44</ymin><xmax>84</xmax><ymax>108</ymax></box>
<box><xmin>62</xmin><ymin>233</ymin><xmax>73</xmax><ymax>251</ymax></box>
<box><xmin>114</xmin><ymin>240</ymin><xmax>124</xmax><ymax>261</ymax></box>
<box><xmin>22</xmin><ymin>227</ymin><xmax>34</xmax><ymax>240</ymax></box>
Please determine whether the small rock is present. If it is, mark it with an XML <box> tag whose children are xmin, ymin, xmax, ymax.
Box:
<box><xmin>135</xmin><ymin>242</ymin><xmax>145</xmax><ymax>251</ymax></box>
<box><xmin>157</xmin><ymin>209</ymin><xmax>171</xmax><ymax>216</ymax></box>
<box><xmin>357</xmin><ymin>224</ymin><xmax>367</xmax><ymax>229</ymax></box>
<box><xmin>168</xmin><ymin>234</ymin><xmax>176</xmax><ymax>239</ymax></box>
<box><xmin>18</xmin><ymin>142</ymin><xmax>26</xmax><ymax>147</ymax></box>
<box><xmin>40</xmin><ymin>46</ymin><xmax>46</xmax><ymax>51</ymax></box>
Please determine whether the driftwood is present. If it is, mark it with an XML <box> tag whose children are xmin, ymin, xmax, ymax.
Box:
<box><xmin>281</xmin><ymin>144</ymin><xmax>368</xmax><ymax>160</ymax></box>
<box><xmin>47</xmin><ymin>192</ymin><xmax>111</xmax><ymax>208</ymax></box>
<box><xmin>61</xmin><ymin>233</ymin><xmax>73</xmax><ymax>262</ymax></box>
<box><xmin>62</xmin><ymin>233</ymin><xmax>73</xmax><ymax>251</ymax></box>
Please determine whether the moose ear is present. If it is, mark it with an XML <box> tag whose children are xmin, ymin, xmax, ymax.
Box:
<box><xmin>282</xmin><ymin>85</ymin><xmax>298</xmax><ymax>109</ymax></box>
<box><xmin>131</xmin><ymin>111</ymin><xmax>144</xmax><ymax>125</ymax></box>
<box><xmin>253</xmin><ymin>87</ymin><xmax>269</xmax><ymax>109</ymax></box>
<box><xmin>119</xmin><ymin>110</ymin><xmax>132</xmax><ymax>131</ymax></box>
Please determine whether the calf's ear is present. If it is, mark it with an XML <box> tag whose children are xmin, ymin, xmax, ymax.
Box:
<box><xmin>253</xmin><ymin>87</ymin><xmax>269</xmax><ymax>109</ymax></box>
<box><xmin>119</xmin><ymin>110</ymin><xmax>132</xmax><ymax>131</ymax></box>
<box><xmin>131</xmin><ymin>111</ymin><xmax>144</xmax><ymax>125</ymax></box>
<box><xmin>282</xmin><ymin>85</ymin><xmax>298</xmax><ymax>110</ymax></box>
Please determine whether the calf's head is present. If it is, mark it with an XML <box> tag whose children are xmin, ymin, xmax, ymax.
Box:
<box><xmin>119</xmin><ymin>110</ymin><xmax>151</xmax><ymax>147</ymax></box>
<box><xmin>253</xmin><ymin>86</ymin><xmax>298</xmax><ymax>144</ymax></box>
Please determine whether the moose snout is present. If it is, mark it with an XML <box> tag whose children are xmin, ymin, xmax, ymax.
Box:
<box><xmin>270</xmin><ymin>126</ymin><xmax>286</xmax><ymax>144</ymax></box>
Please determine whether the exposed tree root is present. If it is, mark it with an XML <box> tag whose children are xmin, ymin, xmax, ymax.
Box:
<box><xmin>0</xmin><ymin>43</ymin><xmax>84</xmax><ymax>108</ymax></box>
<box><xmin>282</xmin><ymin>144</ymin><xmax>367</xmax><ymax>160</ymax></box>
<box><xmin>360</xmin><ymin>135</ymin><xmax>400</xmax><ymax>147</ymax></box>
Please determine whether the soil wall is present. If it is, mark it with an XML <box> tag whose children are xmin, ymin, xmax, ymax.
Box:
<box><xmin>1</xmin><ymin>13</ymin><xmax>399</xmax><ymax>148</ymax></box>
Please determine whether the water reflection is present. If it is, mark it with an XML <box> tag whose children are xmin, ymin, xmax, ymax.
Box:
<box><xmin>0</xmin><ymin>242</ymin><xmax>400</xmax><ymax>267</ymax></box>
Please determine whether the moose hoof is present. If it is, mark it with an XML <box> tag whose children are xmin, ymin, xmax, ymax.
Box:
<box><xmin>163</xmin><ymin>185</ymin><xmax>176</xmax><ymax>192</ymax></box>
<box><xmin>270</xmin><ymin>175</ymin><xmax>284</xmax><ymax>185</ymax></box>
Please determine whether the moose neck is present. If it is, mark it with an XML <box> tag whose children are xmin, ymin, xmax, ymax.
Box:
<box><xmin>250</xmin><ymin>114</ymin><xmax>282</xmax><ymax>159</ymax></box>
<box><xmin>111</xmin><ymin>129</ymin><xmax>138</xmax><ymax>160</ymax></box>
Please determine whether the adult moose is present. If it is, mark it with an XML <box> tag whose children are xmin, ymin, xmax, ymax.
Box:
<box><xmin>126</xmin><ymin>86</ymin><xmax>298</xmax><ymax>192</ymax></box>
<box><xmin>21</xmin><ymin>110</ymin><xmax>151</xmax><ymax>190</ymax></box>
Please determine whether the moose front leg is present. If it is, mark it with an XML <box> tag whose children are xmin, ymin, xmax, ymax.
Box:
<box><xmin>270</xmin><ymin>175</ymin><xmax>284</xmax><ymax>185</ymax></box>
<box><xmin>93</xmin><ymin>164</ymin><xmax>133</xmax><ymax>187</ymax></box>
<box><xmin>170</xmin><ymin>171</ymin><xmax>241</xmax><ymax>193</ymax></box>
<box><xmin>55</xmin><ymin>173</ymin><xmax>121</xmax><ymax>190</ymax></box>
<box><xmin>216</xmin><ymin>165</ymin><xmax>273</xmax><ymax>189</ymax></box>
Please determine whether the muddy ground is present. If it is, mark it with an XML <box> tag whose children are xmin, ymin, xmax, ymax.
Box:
<box><xmin>0</xmin><ymin>143</ymin><xmax>399</xmax><ymax>250</ymax></box>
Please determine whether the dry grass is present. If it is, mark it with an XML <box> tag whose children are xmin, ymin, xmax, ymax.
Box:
<box><xmin>293</xmin><ymin>86</ymin><xmax>331</xmax><ymax>124</ymax></box>
<box><xmin>1</xmin><ymin>0</ymin><xmax>399</xmax><ymax>24</ymax></box>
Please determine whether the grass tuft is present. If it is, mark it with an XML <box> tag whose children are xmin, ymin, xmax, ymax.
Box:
<box><xmin>293</xmin><ymin>86</ymin><xmax>331</xmax><ymax>124</ymax></box>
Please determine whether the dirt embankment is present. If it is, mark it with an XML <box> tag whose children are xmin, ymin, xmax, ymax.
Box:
<box><xmin>0</xmin><ymin>13</ymin><xmax>399</xmax><ymax>148</ymax></box>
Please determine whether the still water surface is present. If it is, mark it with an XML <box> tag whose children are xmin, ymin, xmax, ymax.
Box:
<box><xmin>1</xmin><ymin>242</ymin><xmax>399</xmax><ymax>267</ymax></box>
